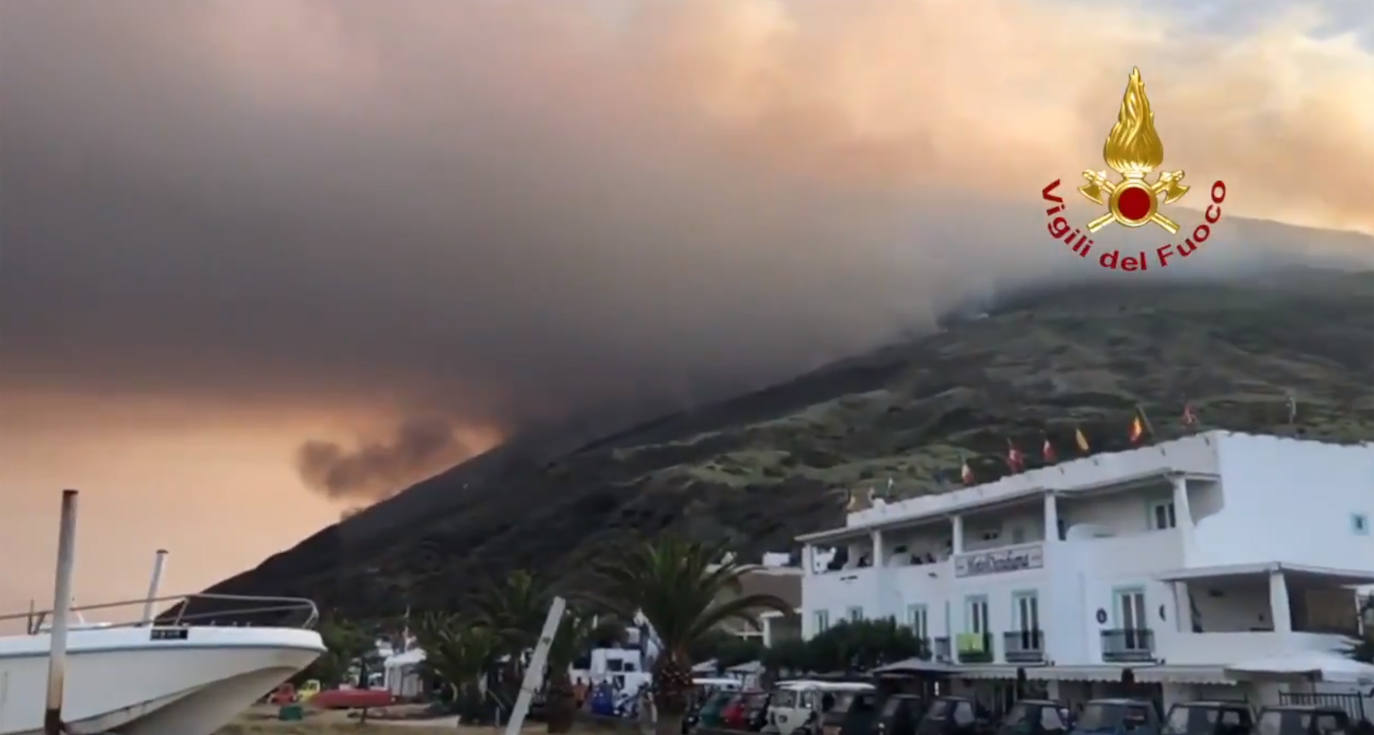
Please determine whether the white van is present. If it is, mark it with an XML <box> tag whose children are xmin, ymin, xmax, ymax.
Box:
<box><xmin>767</xmin><ymin>680</ymin><xmax>875</xmax><ymax>735</ymax></box>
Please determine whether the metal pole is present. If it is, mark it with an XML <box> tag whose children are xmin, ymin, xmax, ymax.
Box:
<box><xmin>44</xmin><ymin>489</ymin><xmax>79</xmax><ymax>735</ymax></box>
<box><xmin>141</xmin><ymin>549</ymin><xmax>168</xmax><ymax>625</ymax></box>
<box><xmin>504</xmin><ymin>596</ymin><xmax>565</xmax><ymax>735</ymax></box>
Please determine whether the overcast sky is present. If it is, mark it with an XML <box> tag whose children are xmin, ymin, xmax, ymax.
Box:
<box><xmin>2</xmin><ymin>0</ymin><xmax>1372</xmax><ymax>612</ymax></box>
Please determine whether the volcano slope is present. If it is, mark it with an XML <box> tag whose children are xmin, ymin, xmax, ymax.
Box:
<box><xmin>208</xmin><ymin>270</ymin><xmax>1374</xmax><ymax>618</ymax></box>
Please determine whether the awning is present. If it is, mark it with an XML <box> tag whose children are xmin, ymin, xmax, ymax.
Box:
<box><xmin>1225</xmin><ymin>653</ymin><xmax>1374</xmax><ymax>684</ymax></box>
<box><xmin>1158</xmin><ymin>562</ymin><xmax>1374</xmax><ymax>586</ymax></box>
<box><xmin>871</xmin><ymin>657</ymin><xmax>959</xmax><ymax>675</ymax></box>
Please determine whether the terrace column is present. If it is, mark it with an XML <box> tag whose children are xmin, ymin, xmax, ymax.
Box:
<box><xmin>1171</xmin><ymin>475</ymin><xmax>1198</xmax><ymax>561</ymax></box>
<box><xmin>871</xmin><ymin>529</ymin><xmax>884</xmax><ymax>568</ymax></box>
<box><xmin>951</xmin><ymin>514</ymin><xmax>964</xmax><ymax>555</ymax></box>
<box><xmin>1043</xmin><ymin>492</ymin><xmax>1060</xmax><ymax>543</ymax></box>
<box><xmin>1269</xmin><ymin>570</ymin><xmax>1292</xmax><ymax>634</ymax></box>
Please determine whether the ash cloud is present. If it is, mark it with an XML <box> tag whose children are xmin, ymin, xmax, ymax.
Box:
<box><xmin>297</xmin><ymin>417</ymin><xmax>472</xmax><ymax>501</ymax></box>
<box><xmin>2</xmin><ymin>0</ymin><xmax>1372</xmax><ymax>503</ymax></box>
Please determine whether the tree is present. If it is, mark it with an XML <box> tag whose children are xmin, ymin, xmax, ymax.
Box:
<box><xmin>589</xmin><ymin>538</ymin><xmax>793</xmax><ymax>735</ymax></box>
<box><xmin>415</xmin><ymin>611</ymin><xmax>500</xmax><ymax>717</ymax></box>
<box><xmin>474</xmin><ymin>569</ymin><xmax>551</xmax><ymax>706</ymax></box>
<box><xmin>298</xmin><ymin>618</ymin><xmax>374</xmax><ymax>688</ymax></box>
<box><xmin>804</xmin><ymin>618</ymin><xmax>923</xmax><ymax>673</ymax></box>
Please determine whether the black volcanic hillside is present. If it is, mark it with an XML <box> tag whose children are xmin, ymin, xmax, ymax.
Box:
<box><xmin>208</xmin><ymin>270</ymin><xmax>1374</xmax><ymax>618</ymax></box>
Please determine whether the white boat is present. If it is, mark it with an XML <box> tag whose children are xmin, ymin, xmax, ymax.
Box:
<box><xmin>0</xmin><ymin>593</ymin><xmax>325</xmax><ymax>735</ymax></box>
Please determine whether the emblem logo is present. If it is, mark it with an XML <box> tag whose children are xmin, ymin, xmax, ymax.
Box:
<box><xmin>1040</xmin><ymin>67</ymin><xmax>1227</xmax><ymax>272</ymax></box>
<box><xmin>1078</xmin><ymin>67</ymin><xmax>1188</xmax><ymax>234</ymax></box>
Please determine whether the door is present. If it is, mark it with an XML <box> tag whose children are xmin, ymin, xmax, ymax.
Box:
<box><xmin>1115</xmin><ymin>588</ymin><xmax>1147</xmax><ymax>649</ymax></box>
<box><xmin>1013</xmin><ymin>591</ymin><xmax>1040</xmax><ymax>650</ymax></box>
<box><xmin>967</xmin><ymin>596</ymin><xmax>989</xmax><ymax>634</ymax></box>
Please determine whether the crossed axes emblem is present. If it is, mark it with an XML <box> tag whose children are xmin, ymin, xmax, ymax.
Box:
<box><xmin>1078</xmin><ymin>169</ymin><xmax>1190</xmax><ymax>234</ymax></box>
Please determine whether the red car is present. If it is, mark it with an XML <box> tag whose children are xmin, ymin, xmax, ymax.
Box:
<box><xmin>724</xmin><ymin>691</ymin><xmax>768</xmax><ymax>730</ymax></box>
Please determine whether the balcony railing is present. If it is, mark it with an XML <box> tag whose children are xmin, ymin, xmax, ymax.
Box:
<box><xmin>931</xmin><ymin>636</ymin><xmax>952</xmax><ymax>662</ymax></box>
<box><xmin>956</xmin><ymin>632</ymin><xmax>993</xmax><ymax>663</ymax></box>
<box><xmin>1003</xmin><ymin>630</ymin><xmax>1044</xmax><ymax>663</ymax></box>
<box><xmin>1101</xmin><ymin>628</ymin><xmax>1154</xmax><ymax>662</ymax></box>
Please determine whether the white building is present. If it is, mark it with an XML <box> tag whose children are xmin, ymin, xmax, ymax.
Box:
<box><xmin>798</xmin><ymin>432</ymin><xmax>1374</xmax><ymax>713</ymax></box>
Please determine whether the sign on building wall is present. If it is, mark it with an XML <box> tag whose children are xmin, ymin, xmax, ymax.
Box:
<box><xmin>954</xmin><ymin>543</ymin><xmax>1044</xmax><ymax>578</ymax></box>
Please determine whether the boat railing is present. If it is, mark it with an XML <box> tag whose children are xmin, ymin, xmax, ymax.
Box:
<box><xmin>1</xmin><ymin>592</ymin><xmax>319</xmax><ymax>634</ymax></box>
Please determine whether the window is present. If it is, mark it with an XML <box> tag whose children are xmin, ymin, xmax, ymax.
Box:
<box><xmin>966</xmin><ymin>595</ymin><xmax>989</xmax><ymax>633</ymax></box>
<box><xmin>847</xmin><ymin>606</ymin><xmax>864</xmax><ymax>622</ymax></box>
<box><xmin>1013</xmin><ymin>591</ymin><xmax>1040</xmax><ymax>633</ymax></box>
<box><xmin>907</xmin><ymin>604</ymin><xmax>929</xmax><ymax>639</ymax></box>
<box><xmin>1149</xmin><ymin>500</ymin><xmax>1177</xmax><ymax>530</ymax></box>
<box><xmin>1353</xmin><ymin>513</ymin><xmax>1369</xmax><ymax>535</ymax></box>
<box><xmin>815</xmin><ymin>609</ymin><xmax>830</xmax><ymax>633</ymax></box>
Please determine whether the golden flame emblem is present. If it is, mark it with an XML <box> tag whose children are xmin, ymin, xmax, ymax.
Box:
<box><xmin>1078</xmin><ymin>68</ymin><xmax>1189</xmax><ymax>234</ymax></box>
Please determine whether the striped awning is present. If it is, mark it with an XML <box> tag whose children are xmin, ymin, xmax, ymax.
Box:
<box><xmin>930</xmin><ymin>664</ymin><xmax>1233</xmax><ymax>684</ymax></box>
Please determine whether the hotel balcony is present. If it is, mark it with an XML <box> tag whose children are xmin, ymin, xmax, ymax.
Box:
<box><xmin>1003</xmin><ymin>630</ymin><xmax>1045</xmax><ymax>664</ymax></box>
<box><xmin>1101</xmin><ymin>628</ymin><xmax>1155</xmax><ymax>662</ymax></box>
<box><xmin>957</xmin><ymin>632</ymin><xmax>994</xmax><ymax>663</ymax></box>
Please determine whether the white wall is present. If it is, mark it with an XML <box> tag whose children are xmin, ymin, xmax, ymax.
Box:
<box><xmin>1189</xmin><ymin>579</ymin><xmax>1272</xmax><ymax>632</ymax></box>
<box><xmin>1194</xmin><ymin>435</ymin><xmax>1374</xmax><ymax>568</ymax></box>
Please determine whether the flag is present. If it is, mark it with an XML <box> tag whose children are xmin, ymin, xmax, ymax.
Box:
<box><xmin>1006</xmin><ymin>439</ymin><xmax>1025</xmax><ymax>472</ymax></box>
<box><xmin>960</xmin><ymin>457</ymin><xmax>975</xmax><ymax>485</ymax></box>
<box><xmin>1129</xmin><ymin>414</ymin><xmax>1145</xmax><ymax>443</ymax></box>
<box><xmin>1075</xmin><ymin>427</ymin><xmax>1091</xmax><ymax>453</ymax></box>
<box><xmin>1042</xmin><ymin>434</ymin><xmax>1057</xmax><ymax>463</ymax></box>
<box><xmin>1182</xmin><ymin>402</ymin><xmax>1198</xmax><ymax>427</ymax></box>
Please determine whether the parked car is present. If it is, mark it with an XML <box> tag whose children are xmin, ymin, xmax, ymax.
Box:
<box><xmin>1163</xmin><ymin>701</ymin><xmax>1253</xmax><ymax>735</ymax></box>
<box><xmin>877</xmin><ymin>693</ymin><xmax>926</xmax><ymax>735</ymax></box>
<box><xmin>998</xmin><ymin>700</ymin><xmax>1074</xmax><ymax>735</ymax></box>
<box><xmin>723</xmin><ymin>691</ymin><xmax>770</xmax><ymax>731</ymax></box>
<box><xmin>700</xmin><ymin>690</ymin><xmax>740</xmax><ymax>729</ymax></box>
<box><xmin>841</xmin><ymin>692</ymin><xmax>886</xmax><ymax>735</ymax></box>
<box><xmin>1255</xmin><ymin>705</ymin><xmax>1351</xmax><ymax>735</ymax></box>
<box><xmin>1069</xmin><ymin>699</ymin><xmax>1159</xmax><ymax>735</ymax></box>
<box><xmin>915</xmin><ymin>696</ymin><xmax>992</xmax><ymax>735</ymax></box>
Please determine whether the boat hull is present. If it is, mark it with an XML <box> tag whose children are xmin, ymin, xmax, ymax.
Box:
<box><xmin>0</xmin><ymin>625</ymin><xmax>323</xmax><ymax>735</ymax></box>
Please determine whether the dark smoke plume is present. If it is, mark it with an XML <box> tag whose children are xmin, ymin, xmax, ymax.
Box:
<box><xmin>296</xmin><ymin>417</ymin><xmax>472</xmax><ymax>500</ymax></box>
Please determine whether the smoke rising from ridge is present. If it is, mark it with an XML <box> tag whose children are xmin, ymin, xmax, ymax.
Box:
<box><xmin>2</xmin><ymin>0</ymin><xmax>1373</xmax><ymax>503</ymax></box>
<box><xmin>296</xmin><ymin>417</ymin><xmax>472</xmax><ymax>501</ymax></box>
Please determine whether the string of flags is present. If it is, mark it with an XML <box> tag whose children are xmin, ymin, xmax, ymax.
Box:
<box><xmin>951</xmin><ymin>395</ymin><xmax>1299</xmax><ymax>485</ymax></box>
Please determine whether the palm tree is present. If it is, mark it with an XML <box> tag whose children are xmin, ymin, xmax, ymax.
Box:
<box><xmin>473</xmin><ymin>569</ymin><xmax>551</xmax><ymax>706</ymax></box>
<box><xmin>589</xmin><ymin>538</ymin><xmax>793</xmax><ymax>735</ymax></box>
<box><xmin>415</xmin><ymin>611</ymin><xmax>499</xmax><ymax>712</ymax></box>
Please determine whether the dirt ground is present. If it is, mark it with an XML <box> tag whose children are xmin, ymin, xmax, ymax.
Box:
<box><xmin>213</xmin><ymin>703</ymin><xmax>556</xmax><ymax>734</ymax></box>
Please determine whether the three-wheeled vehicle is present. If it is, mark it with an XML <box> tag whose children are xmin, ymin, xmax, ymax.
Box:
<box><xmin>1163</xmin><ymin>701</ymin><xmax>1253</xmax><ymax>735</ymax></box>
<box><xmin>998</xmin><ymin>700</ymin><xmax>1074</xmax><ymax>735</ymax></box>
<box><xmin>768</xmin><ymin>680</ymin><xmax>875</xmax><ymax>735</ymax></box>
<box><xmin>1255</xmin><ymin>705</ymin><xmax>1352</xmax><ymax>735</ymax></box>
<box><xmin>1069</xmin><ymin>699</ymin><xmax>1160</xmax><ymax>735</ymax></box>
<box><xmin>877</xmin><ymin>693</ymin><xmax>927</xmax><ymax>735</ymax></box>
<box><xmin>915</xmin><ymin>696</ymin><xmax>992</xmax><ymax>735</ymax></box>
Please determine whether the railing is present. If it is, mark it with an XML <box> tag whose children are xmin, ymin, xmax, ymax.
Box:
<box><xmin>0</xmin><ymin>593</ymin><xmax>319</xmax><ymax>634</ymax></box>
<box><xmin>931</xmin><ymin>636</ymin><xmax>952</xmax><ymax>662</ymax></box>
<box><xmin>1003</xmin><ymin>630</ymin><xmax>1044</xmax><ymax>663</ymax></box>
<box><xmin>1101</xmin><ymin>628</ymin><xmax>1154</xmax><ymax>662</ymax></box>
<box><xmin>956</xmin><ymin>632</ymin><xmax>993</xmax><ymax>663</ymax></box>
